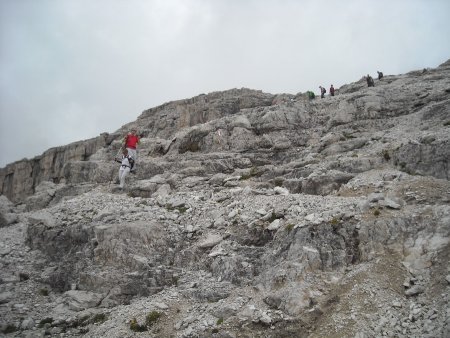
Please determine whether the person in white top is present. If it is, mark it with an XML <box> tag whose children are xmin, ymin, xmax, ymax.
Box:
<box><xmin>115</xmin><ymin>148</ymin><xmax>134</xmax><ymax>189</ymax></box>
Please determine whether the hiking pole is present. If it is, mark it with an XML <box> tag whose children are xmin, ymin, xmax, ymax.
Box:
<box><xmin>110</xmin><ymin>145</ymin><xmax>124</xmax><ymax>188</ymax></box>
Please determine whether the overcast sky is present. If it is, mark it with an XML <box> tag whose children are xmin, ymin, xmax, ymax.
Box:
<box><xmin>1</xmin><ymin>0</ymin><xmax>449</xmax><ymax>167</ymax></box>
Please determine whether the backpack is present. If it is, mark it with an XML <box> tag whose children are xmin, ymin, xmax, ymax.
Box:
<box><xmin>127</xmin><ymin>156</ymin><xmax>135</xmax><ymax>170</ymax></box>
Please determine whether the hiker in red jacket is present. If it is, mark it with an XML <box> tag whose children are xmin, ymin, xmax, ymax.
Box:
<box><xmin>329</xmin><ymin>85</ymin><xmax>335</xmax><ymax>96</ymax></box>
<box><xmin>123</xmin><ymin>128</ymin><xmax>140</xmax><ymax>172</ymax></box>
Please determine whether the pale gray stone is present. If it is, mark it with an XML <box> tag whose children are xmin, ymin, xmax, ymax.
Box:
<box><xmin>382</xmin><ymin>198</ymin><xmax>402</xmax><ymax>209</ymax></box>
<box><xmin>405</xmin><ymin>285</ymin><xmax>425</xmax><ymax>297</ymax></box>
<box><xmin>20</xmin><ymin>317</ymin><xmax>35</xmax><ymax>330</ymax></box>
<box><xmin>274</xmin><ymin>186</ymin><xmax>289</xmax><ymax>195</ymax></box>
<box><xmin>368</xmin><ymin>193</ymin><xmax>385</xmax><ymax>202</ymax></box>
<box><xmin>267</xmin><ymin>219</ymin><xmax>282</xmax><ymax>231</ymax></box>
<box><xmin>198</xmin><ymin>234</ymin><xmax>223</xmax><ymax>249</ymax></box>
<box><xmin>0</xmin><ymin>291</ymin><xmax>13</xmax><ymax>304</ymax></box>
<box><xmin>64</xmin><ymin>290</ymin><xmax>103</xmax><ymax>311</ymax></box>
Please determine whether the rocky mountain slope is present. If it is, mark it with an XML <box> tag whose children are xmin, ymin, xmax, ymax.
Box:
<box><xmin>1</xmin><ymin>60</ymin><xmax>449</xmax><ymax>338</ymax></box>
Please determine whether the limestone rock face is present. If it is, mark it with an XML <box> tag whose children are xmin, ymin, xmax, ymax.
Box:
<box><xmin>0</xmin><ymin>195</ymin><xmax>16</xmax><ymax>227</ymax></box>
<box><xmin>1</xmin><ymin>62</ymin><xmax>450</xmax><ymax>338</ymax></box>
<box><xmin>137</xmin><ymin>88</ymin><xmax>275</xmax><ymax>139</ymax></box>
<box><xmin>0</xmin><ymin>134</ymin><xmax>114</xmax><ymax>202</ymax></box>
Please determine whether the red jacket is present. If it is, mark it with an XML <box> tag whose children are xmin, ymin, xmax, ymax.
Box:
<box><xmin>125</xmin><ymin>134</ymin><xmax>139</xmax><ymax>149</ymax></box>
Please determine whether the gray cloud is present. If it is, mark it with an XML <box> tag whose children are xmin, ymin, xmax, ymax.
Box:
<box><xmin>1</xmin><ymin>0</ymin><xmax>450</xmax><ymax>167</ymax></box>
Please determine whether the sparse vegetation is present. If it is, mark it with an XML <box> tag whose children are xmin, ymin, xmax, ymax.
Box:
<box><xmin>382</xmin><ymin>150</ymin><xmax>391</xmax><ymax>161</ymax></box>
<box><xmin>240</xmin><ymin>173</ymin><xmax>252</xmax><ymax>180</ymax></box>
<box><xmin>273</xmin><ymin>177</ymin><xmax>284</xmax><ymax>187</ymax></box>
<box><xmin>177</xmin><ymin>206</ymin><xmax>188</xmax><ymax>213</ymax></box>
<box><xmin>373</xmin><ymin>209</ymin><xmax>380</xmax><ymax>216</ymax></box>
<box><xmin>39</xmin><ymin>288</ymin><xmax>49</xmax><ymax>296</ymax></box>
<box><xmin>146</xmin><ymin>311</ymin><xmax>161</xmax><ymax>327</ymax></box>
<box><xmin>128</xmin><ymin>312</ymin><xmax>161</xmax><ymax>332</ymax></box>
<box><xmin>92</xmin><ymin>313</ymin><xmax>107</xmax><ymax>324</ymax></box>
<box><xmin>306</xmin><ymin>91</ymin><xmax>315</xmax><ymax>99</ymax></box>
<box><xmin>343</xmin><ymin>131</ymin><xmax>356</xmax><ymax>139</ymax></box>
<box><xmin>216</xmin><ymin>317</ymin><xmax>224</xmax><ymax>325</ymax></box>
<box><xmin>330</xmin><ymin>217</ymin><xmax>339</xmax><ymax>225</ymax></box>
<box><xmin>240</xmin><ymin>166</ymin><xmax>262</xmax><ymax>180</ymax></box>
<box><xmin>129</xmin><ymin>318</ymin><xmax>147</xmax><ymax>332</ymax></box>
<box><xmin>70</xmin><ymin>315</ymin><xmax>91</xmax><ymax>328</ymax></box>
<box><xmin>285</xmin><ymin>223</ymin><xmax>295</xmax><ymax>232</ymax></box>
<box><xmin>166</xmin><ymin>205</ymin><xmax>188</xmax><ymax>213</ymax></box>
<box><xmin>250</xmin><ymin>166</ymin><xmax>262</xmax><ymax>177</ymax></box>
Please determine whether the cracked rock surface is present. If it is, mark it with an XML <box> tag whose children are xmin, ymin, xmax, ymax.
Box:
<box><xmin>1</xmin><ymin>61</ymin><xmax>450</xmax><ymax>337</ymax></box>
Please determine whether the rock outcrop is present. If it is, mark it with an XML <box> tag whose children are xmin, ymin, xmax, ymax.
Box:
<box><xmin>1</xmin><ymin>61</ymin><xmax>449</xmax><ymax>337</ymax></box>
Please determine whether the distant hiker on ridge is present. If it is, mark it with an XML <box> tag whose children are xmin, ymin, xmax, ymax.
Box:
<box><xmin>329</xmin><ymin>84</ymin><xmax>335</xmax><ymax>96</ymax></box>
<box><xmin>377</xmin><ymin>71</ymin><xmax>384</xmax><ymax>80</ymax></box>
<box><xmin>123</xmin><ymin>128</ymin><xmax>140</xmax><ymax>172</ymax></box>
<box><xmin>115</xmin><ymin>148</ymin><xmax>134</xmax><ymax>189</ymax></box>
<box><xmin>366</xmin><ymin>74</ymin><xmax>375</xmax><ymax>87</ymax></box>
<box><xmin>319</xmin><ymin>86</ymin><xmax>326</xmax><ymax>98</ymax></box>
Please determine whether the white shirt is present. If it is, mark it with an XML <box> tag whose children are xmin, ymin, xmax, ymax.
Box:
<box><xmin>120</xmin><ymin>155</ymin><xmax>132</xmax><ymax>168</ymax></box>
